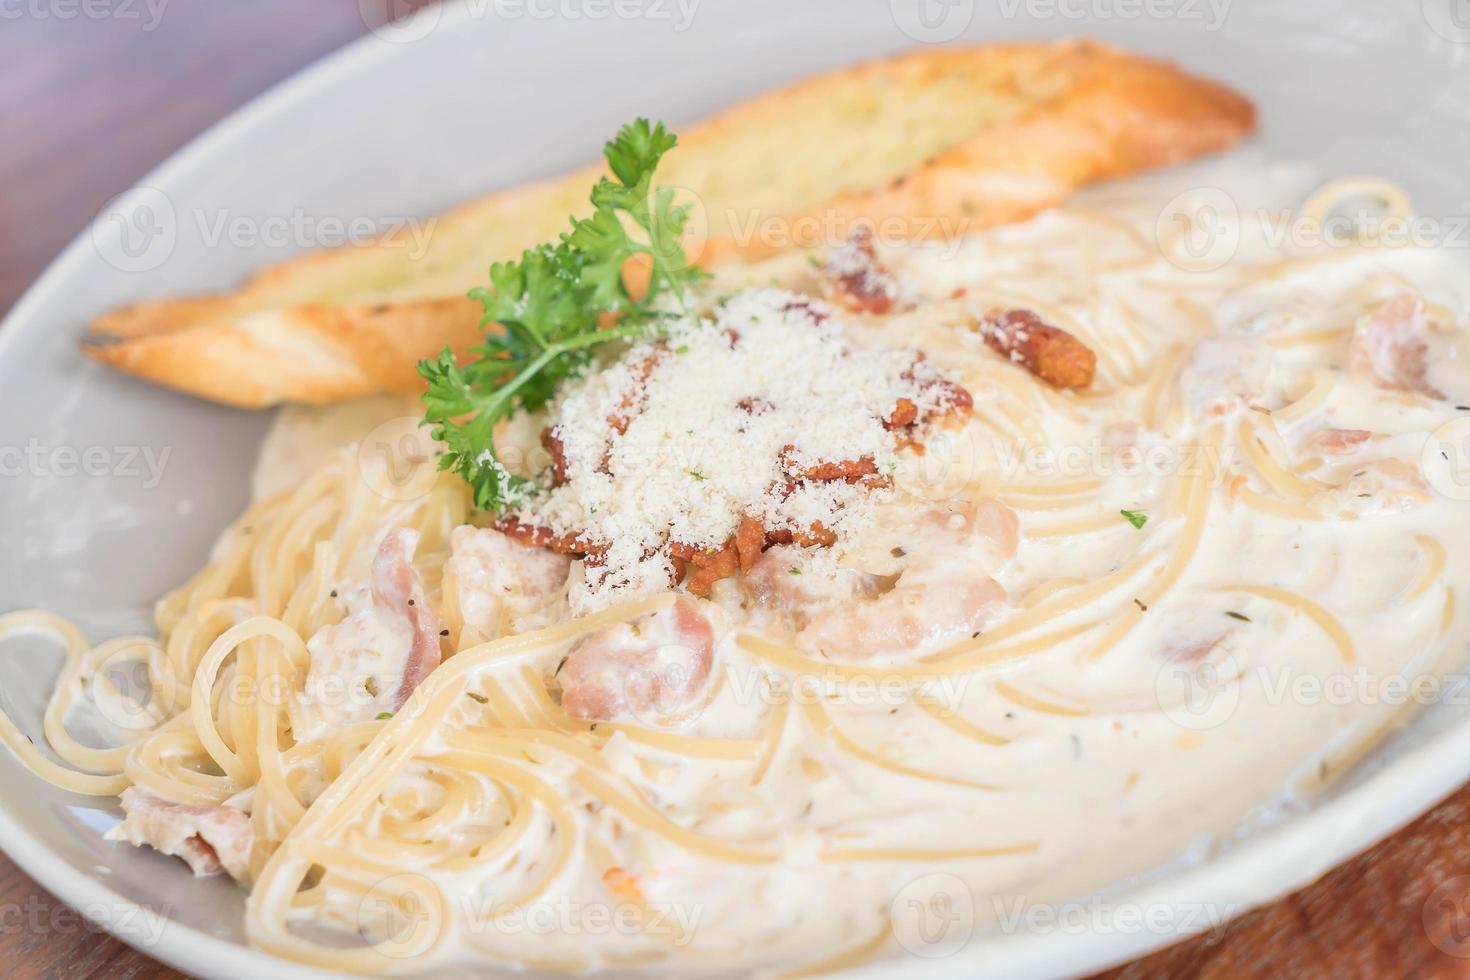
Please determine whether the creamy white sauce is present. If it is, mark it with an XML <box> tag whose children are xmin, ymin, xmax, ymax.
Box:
<box><xmin>253</xmin><ymin>392</ymin><xmax>421</xmax><ymax>501</ymax></box>
<box><xmin>257</xmin><ymin>156</ymin><xmax>1470</xmax><ymax>973</ymax></box>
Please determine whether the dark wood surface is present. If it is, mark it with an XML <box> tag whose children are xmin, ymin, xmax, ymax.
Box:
<box><xmin>4</xmin><ymin>3</ymin><xmax>1470</xmax><ymax>978</ymax></box>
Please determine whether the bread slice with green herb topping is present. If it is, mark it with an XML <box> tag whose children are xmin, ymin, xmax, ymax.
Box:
<box><xmin>84</xmin><ymin>40</ymin><xmax>1254</xmax><ymax>408</ymax></box>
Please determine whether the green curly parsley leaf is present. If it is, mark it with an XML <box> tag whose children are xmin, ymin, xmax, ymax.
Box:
<box><xmin>418</xmin><ymin>119</ymin><xmax>705</xmax><ymax>512</ymax></box>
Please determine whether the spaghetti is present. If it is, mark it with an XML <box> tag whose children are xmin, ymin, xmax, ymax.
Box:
<box><xmin>2</xmin><ymin>169</ymin><xmax>1469</xmax><ymax>974</ymax></box>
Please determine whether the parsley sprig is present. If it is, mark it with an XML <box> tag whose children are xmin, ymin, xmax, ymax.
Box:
<box><xmin>418</xmin><ymin>119</ymin><xmax>704</xmax><ymax>511</ymax></box>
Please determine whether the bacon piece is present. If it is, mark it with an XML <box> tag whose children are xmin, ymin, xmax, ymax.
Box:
<box><xmin>884</xmin><ymin>397</ymin><xmax>919</xmax><ymax>430</ymax></box>
<box><xmin>1165</xmin><ymin>635</ymin><xmax>1227</xmax><ymax>664</ymax></box>
<box><xmin>763</xmin><ymin>482</ymin><xmax>842</xmax><ymax>549</ymax></box>
<box><xmin>977</xmin><ymin>308</ymin><xmax>1096</xmax><ymax>390</ymax></box>
<box><xmin>1310</xmin><ymin>428</ymin><xmax>1373</xmax><ymax>456</ymax></box>
<box><xmin>737</xmin><ymin>397</ymin><xmax>773</xmax><ymax>416</ymax></box>
<box><xmin>781</xmin><ymin>298</ymin><xmax>829</xmax><ymax>325</ymax></box>
<box><xmin>821</xmin><ymin>227</ymin><xmax>907</xmax><ymax>314</ymax></box>
<box><xmin>671</xmin><ymin>541</ymin><xmax>741</xmax><ymax>598</ymax></box>
<box><xmin>609</xmin><ymin>347</ymin><xmax>667</xmax><ymax>435</ymax></box>
<box><xmin>742</xmin><ymin>546</ymin><xmax>889</xmax><ymax>617</ymax></box>
<box><xmin>893</xmin><ymin>357</ymin><xmax>974</xmax><ymax>438</ymax></box>
<box><xmin>494</xmin><ymin>515</ymin><xmax>601</xmax><ymax>558</ymax></box>
<box><xmin>779</xmin><ymin>446</ymin><xmax>888</xmax><ymax>488</ymax></box>
<box><xmin>924</xmin><ymin>378</ymin><xmax>974</xmax><ymax>417</ymax></box>
<box><xmin>445</xmin><ymin>526</ymin><xmax>571</xmax><ymax>643</ymax></box>
<box><xmin>795</xmin><ymin>522</ymin><xmax>839</xmax><ymax>548</ymax></box>
<box><xmin>298</xmin><ymin>530</ymin><xmax>447</xmax><ymax>735</ymax></box>
<box><xmin>1349</xmin><ymin>293</ymin><xmax>1444</xmax><ymax>399</ymax></box>
<box><xmin>542</xmin><ymin>426</ymin><xmax>570</xmax><ymax>486</ymax></box>
<box><xmin>372</xmin><ymin>529</ymin><xmax>447</xmax><ymax>708</ymax></box>
<box><xmin>560</xmin><ymin>598</ymin><xmax>717</xmax><ymax>722</ymax></box>
<box><xmin>106</xmin><ymin>788</ymin><xmax>253</xmax><ymax>882</ymax></box>
<box><xmin>733</xmin><ymin>514</ymin><xmax>766</xmax><ymax>573</ymax></box>
<box><xmin>799</xmin><ymin>575</ymin><xmax>1005</xmax><ymax>660</ymax></box>
<box><xmin>764</xmin><ymin>522</ymin><xmax>838</xmax><ymax>549</ymax></box>
<box><xmin>668</xmin><ymin>517</ymin><xmax>767</xmax><ymax>597</ymax></box>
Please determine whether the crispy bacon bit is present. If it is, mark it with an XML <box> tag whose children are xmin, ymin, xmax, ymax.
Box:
<box><xmin>609</xmin><ymin>348</ymin><xmax>667</xmax><ymax>435</ymax></box>
<box><xmin>977</xmin><ymin>308</ymin><xmax>1096</xmax><ymax>390</ymax></box>
<box><xmin>671</xmin><ymin>540</ymin><xmax>741</xmax><ymax>597</ymax></box>
<box><xmin>734</xmin><ymin>515</ymin><xmax>765</xmax><ymax>573</ymax></box>
<box><xmin>884</xmin><ymin>397</ymin><xmax>919</xmax><ymax>430</ymax></box>
<box><xmin>542</xmin><ymin>426</ymin><xmax>570</xmax><ymax>486</ymax></box>
<box><xmin>738</xmin><ymin>397</ymin><xmax>773</xmax><ymax>416</ymax></box>
<box><xmin>668</xmin><ymin>516</ymin><xmax>767</xmax><ymax>597</ymax></box>
<box><xmin>779</xmin><ymin>446</ymin><xmax>888</xmax><ymax>487</ymax></box>
<box><xmin>895</xmin><ymin>356</ymin><xmax>974</xmax><ymax>436</ymax></box>
<box><xmin>781</xmin><ymin>298</ymin><xmax>829</xmax><ymax>325</ymax></box>
<box><xmin>494</xmin><ymin>515</ymin><xmax>599</xmax><ymax>558</ymax></box>
<box><xmin>762</xmin><ymin>483</ymin><xmax>843</xmax><ymax>549</ymax></box>
<box><xmin>794</xmin><ymin>522</ymin><xmax>838</xmax><ymax>548</ymax></box>
<box><xmin>764</xmin><ymin>522</ymin><xmax>838</xmax><ymax>549</ymax></box>
<box><xmin>926</xmin><ymin>378</ymin><xmax>974</xmax><ymax>416</ymax></box>
<box><xmin>499</xmin><ymin>504</ymin><xmax>828</xmax><ymax>600</ymax></box>
<box><xmin>821</xmin><ymin>227</ymin><xmax>907</xmax><ymax>315</ymax></box>
<box><xmin>1349</xmin><ymin>293</ymin><xmax>1444</xmax><ymax>399</ymax></box>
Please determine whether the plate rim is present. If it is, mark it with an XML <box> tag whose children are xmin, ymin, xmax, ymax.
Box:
<box><xmin>0</xmin><ymin>6</ymin><xmax>456</xmax><ymax>979</ymax></box>
<box><xmin>2</xmin><ymin>3</ymin><xmax>1468</xmax><ymax>977</ymax></box>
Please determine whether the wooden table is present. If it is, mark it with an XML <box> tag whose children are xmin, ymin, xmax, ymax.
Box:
<box><xmin>4</xmin><ymin>3</ymin><xmax>1470</xmax><ymax>977</ymax></box>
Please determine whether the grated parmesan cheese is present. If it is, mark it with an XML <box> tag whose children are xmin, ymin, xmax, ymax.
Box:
<box><xmin>518</xmin><ymin>289</ymin><xmax>965</xmax><ymax>612</ymax></box>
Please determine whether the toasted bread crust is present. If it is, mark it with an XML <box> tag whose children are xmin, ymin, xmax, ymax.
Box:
<box><xmin>696</xmin><ymin>41</ymin><xmax>1255</xmax><ymax>261</ymax></box>
<box><xmin>86</xmin><ymin>298</ymin><xmax>482</xmax><ymax>407</ymax></box>
<box><xmin>84</xmin><ymin>40</ymin><xmax>1255</xmax><ymax>407</ymax></box>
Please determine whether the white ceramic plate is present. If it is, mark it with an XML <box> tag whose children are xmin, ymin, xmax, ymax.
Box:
<box><xmin>3</xmin><ymin>1</ymin><xmax>1470</xmax><ymax>976</ymax></box>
